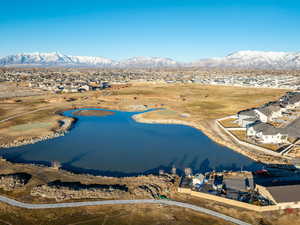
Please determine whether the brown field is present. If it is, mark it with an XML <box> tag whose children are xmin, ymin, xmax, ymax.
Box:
<box><xmin>174</xmin><ymin>194</ymin><xmax>300</xmax><ymax>225</ymax></box>
<box><xmin>1</xmin><ymin>193</ymin><xmax>300</xmax><ymax>225</ymax></box>
<box><xmin>0</xmin><ymin>202</ymin><xmax>229</xmax><ymax>225</ymax></box>
<box><xmin>0</xmin><ymin>83</ymin><xmax>286</xmax><ymax>123</ymax></box>
<box><xmin>0</xmin><ymin>82</ymin><xmax>43</xmax><ymax>100</ymax></box>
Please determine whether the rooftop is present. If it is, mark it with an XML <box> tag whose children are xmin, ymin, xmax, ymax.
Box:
<box><xmin>266</xmin><ymin>184</ymin><xmax>300</xmax><ymax>203</ymax></box>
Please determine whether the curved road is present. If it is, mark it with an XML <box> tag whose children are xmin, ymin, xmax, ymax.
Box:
<box><xmin>0</xmin><ymin>196</ymin><xmax>251</xmax><ymax>225</ymax></box>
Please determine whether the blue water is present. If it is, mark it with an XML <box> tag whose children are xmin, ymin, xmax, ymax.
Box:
<box><xmin>0</xmin><ymin>109</ymin><xmax>260</xmax><ymax>176</ymax></box>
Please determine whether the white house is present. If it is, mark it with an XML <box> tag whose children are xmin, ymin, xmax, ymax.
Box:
<box><xmin>192</xmin><ymin>174</ymin><xmax>205</xmax><ymax>186</ymax></box>
<box><xmin>254</xmin><ymin>109</ymin><xmax>268</xmax><ymax>122</ymax></box>
<box><xmin>254</xmin><ymin>104</ymin><xmax>284</xmax><ymax>122</ymax></box>
<box><xmin>280</xmin><ymin>92</ymin><xmax>300</xmax><ymax>109</ymax></box>
<box><xmin>237</xmin><ymin>109</ymin><xmax>258</xmax><ymax>127</ymax></box>
<box><xmin>247</xmin><ymin>122</ymin><xmax>287</xmax><ymax>144</ymax></box>
<box><xmin>288</xmin><ymin>94</ymin><xmax>300</xmax><ymax>108</ymax></box>
<box><xmin>260</xmin><ymin>132</ymin><xmax>287</xmax><ymax>144</ymax></box>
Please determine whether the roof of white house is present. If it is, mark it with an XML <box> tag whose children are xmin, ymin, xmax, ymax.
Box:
<box><xmin>281</xmin><ymin>92</ymin><xmax>300</xmax><ymax>105</ymax></box>
<box><xmin>285</xmin><ymin>118</ymin><xmax>300</xmax><ymax>138</ymax></box>
<box><xmin>251</xmin><ymin>122</ymin><xmax>286</xmax><ymax>136</ymax></box>
<box><xmin>238</xmin><ymin>109</ymin><xmax>257</xmax><ymax>117</ymax></box>
<box><xmin>256</xmin><ymin>105</ymin><xmax>282</xmax><ymax>117</ymax></box>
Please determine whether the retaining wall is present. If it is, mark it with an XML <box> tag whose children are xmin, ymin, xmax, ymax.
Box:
<box><xmin>178</xmin><ymin>188</ymin><xmax>300</xmax><ymax>211</ymax></box>
<box><xmin>178</xmin><ymin>188</ymin><xmax>279</xmax><ymax>212</ymax></box>
<box><xmin>227</xmin><ymin>128</ymin><xmax>246</xmax><ymax>131</ymax></box>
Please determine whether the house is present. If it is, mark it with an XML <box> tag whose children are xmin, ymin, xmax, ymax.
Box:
<box><xmin>212</xmin><ymin>174</ymin><xmax>223</xmax><ymax>190</ymax></box>
<box><xmin>254</xmin><ymin>104</ymin><xmax>283</xmax><ymax>122</ymax></box>
<box><xmin>62</xmin><ymin>87</ymin><xmax>78</xmax><ymax>93</ymax></box>
<box><xmin>247</xmin><ymin>122</ymin><xmax>287</xmax><ymax>144</ymax></box>
<box><xmin>255</xmin><ymin>178</ymin><xmax>300</xmax><ymax>205</ymax></box>
<box><xmin>192</xmin><ymin>173</ymin><xmax>205</xmax><ymax>188</ymax></box>
<box><xmin>259</xmin><ymin>128</ymin><xmax>287</xmax><ymax>144</ymax></box>
<box><xmin>101</xmin><ymin>82</ymin><xmax>111</xmax><ymax>89</ymax></box>
<box><xmin>280</xmin><ymin>92</ymin><xmax>300</xmax><ymax>109</ymax></box>
<box><xmin>78</xmin><ymin>85</ymin><xmax>90</xmax><ymax>92</ymax></box>
<box><xmin>237</xmin><ymin>109</ymin><xmax>258</xmax><ymax>127</ymax></box>
<box><xmin>288</xmin><ymin>93</ymin><xmax>300</xmax><ymax>108</ymax></box>
<box><xmin>240</xmin><ymin>117</ymin><xmax>258</xmax><ymax>128</ymax></box>
<box><xmin>285</xmin><ymin>117</ymin><xmax>300</xmax><ymax>139</ymax></box>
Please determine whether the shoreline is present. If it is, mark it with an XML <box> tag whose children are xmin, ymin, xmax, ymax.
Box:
<box><xmin>0</xmin><ymin>106</ymin><xmax>145</xmax><ymax>150</ymax></box>
<box><xmin>0</xmin><ymin>117</ymin><xmax>75</xmax><ymax>149</ymax></box>
<box><xmin>0</xmin><ymin>106</ymin><xmax>289</xmax><ymax>167</ymax></box>
<box><xmin>132</xmin><ymin>113</ymin><xmax>289</xmax><ymax>165</ymax></box>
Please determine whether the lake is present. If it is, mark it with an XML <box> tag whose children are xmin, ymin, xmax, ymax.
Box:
<box><xmin>0</xmin><ymin>109</ymin><xmax>260</xmax><ymax>176</ymax></box>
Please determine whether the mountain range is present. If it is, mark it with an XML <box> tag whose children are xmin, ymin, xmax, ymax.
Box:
<box><xmin>1</xmin><ymin>51</ymin><xmax>300</xmax><ymax>69</ymax></box>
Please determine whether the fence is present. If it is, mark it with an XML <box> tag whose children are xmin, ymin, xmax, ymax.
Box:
<box><xmin>216</xmin><ymin>117</ymin><xmax>284</xmax><ymax>157</ymax></box>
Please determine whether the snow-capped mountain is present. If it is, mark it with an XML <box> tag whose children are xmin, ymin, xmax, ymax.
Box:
<box><xmin>116</xmin><ymin>56</ymin><xmax>180</xmax><ymax>68</ymax></box>
<box><xmin>1</xmin><ymin>50</ymin><xmax>300</xmax><ymax>69</ymax></box>
<box><xmin>0</xmin><ymin>52</ymin><xmax>180</xmax><ymax>68</ymax></box>
<box><xmin>0</xmin><ymin>52</ymin><xmax>114</xmax><ymax>67</ymax></box>
<box><xmin>191</xmin><ymin>50</ymin><xmax>300</xmax><ymax>69</ymax></box>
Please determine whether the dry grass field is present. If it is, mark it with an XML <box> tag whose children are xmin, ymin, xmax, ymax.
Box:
<box><xmin>0</xmin><ymin>82</ymin><xmax>43</xmax><ymax>99</ymax></box>
<box><xmin>174</xmin><ymin>194</ymin><xmax>300</xmax><ymax>225</ymax></box>
<box><xmin>0</xmin><ymin>202</ymin><xmax>229</xmax><ymax>225</ymax></box>
<box><xmin>110</xmin><ymin>83</ymin><xmax>286</xmax><ymax>120</ymax></box>
<box><xmin>0</xmin><ymin>83</ymin><xmax>287</xmax><ymax>122</ymax></box>
<box><xmin>1</xmin><ymin>193</ymin><xmax>299</xmax><ymax>225</ymax></box>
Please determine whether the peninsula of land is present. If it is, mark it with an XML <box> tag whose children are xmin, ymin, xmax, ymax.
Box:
<box><xmin>72</xmin><ymin>109</ymin><xmax>115</xmax><ymax>117</ymax></box>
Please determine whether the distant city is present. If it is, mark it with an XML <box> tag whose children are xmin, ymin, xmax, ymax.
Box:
<box><xmin>1</xmin><ymin>66</ymin><xmax>299</xmax><ymax>97</ymax></box>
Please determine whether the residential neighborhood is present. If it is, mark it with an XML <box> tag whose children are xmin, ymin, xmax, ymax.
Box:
<box><xmin>218</xmin><ymin>92</ymin><xmax>300</xmax><ymax>159</ymax></box>
<box><xmin>180</xmin><ymin>166</ymin><xmax>300</xmax><ymax>211</ymax></box>
<box><xmin>237</xmin><ymin>92</ymin><xmax>300</xmax><ymax>144</ymax></box>
<box><xmin>1</xmin><ymin>68</ymin><xmax>300</xmax><ymax>94</ymax></box>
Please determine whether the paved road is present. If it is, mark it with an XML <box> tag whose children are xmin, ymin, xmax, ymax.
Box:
<box><xmin>0</xmin><ymin>107</ymin><xmax>50</xmax><ymax>124</ymax></box>
<box><xmin>0</xmin><ymin>196</ymin><xmax>251</xmax><ymax>225</ymax></box>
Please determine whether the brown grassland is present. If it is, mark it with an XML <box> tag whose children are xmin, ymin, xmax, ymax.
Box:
<box><xmin>0</xmin><ymin>201</ymin><xmax>229</xmax><ymax>225</ymax></box>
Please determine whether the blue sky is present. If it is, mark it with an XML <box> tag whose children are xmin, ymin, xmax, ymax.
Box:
<box><xmin>0</xmin><ymin>0</ymin><xmax>299</xmax><ymax>61</ymax></box>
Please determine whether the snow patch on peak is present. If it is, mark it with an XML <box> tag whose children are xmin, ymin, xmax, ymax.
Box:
<box><xmin>117</xmin><ymin>56</ymin><xmax>179</xmax><ymax>68</ymax></box>
<box><xmin>192</xmin><ymin>50</ymin><xmax>300</xmax><ymax>69</ymax></box>
<box><xmin>227</xmin><ymin>50</ymin><xmax>289</xmax><ymax>59</ymax></box>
